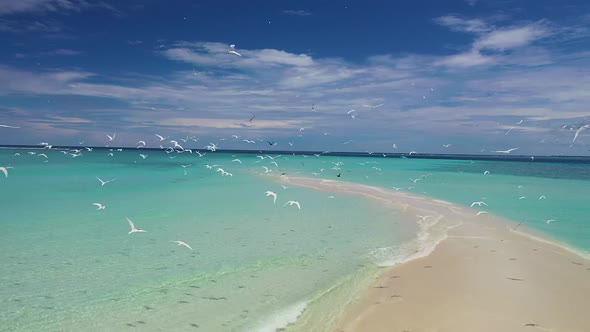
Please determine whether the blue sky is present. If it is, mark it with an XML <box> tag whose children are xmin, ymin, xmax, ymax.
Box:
<box><xmin>0</xmin><ymin>0</ymin><xmax>589</xmax><ymax>155</ymax></box>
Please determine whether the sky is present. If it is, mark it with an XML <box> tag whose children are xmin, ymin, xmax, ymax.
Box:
<box><xmin>0</xmin><ymin>0</ymin><xmax>589</xmax><ymax>155</ymax></box>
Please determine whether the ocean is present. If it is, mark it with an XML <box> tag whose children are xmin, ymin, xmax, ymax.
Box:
<box><xmin>0</xmin><ymin>147</ymin><xmax>588</xmax><ymax>331</ymax></box>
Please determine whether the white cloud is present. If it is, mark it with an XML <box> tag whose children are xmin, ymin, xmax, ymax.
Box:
<box><xmin>435</xmin><ymin>50</ymin><xmax>495</xmax><ymax>67</ymax></box>
<box><xmin>436</xmin><ymin>19</ymin><xmax>552</xmax><ymax>68</ymax></box>
<box><xmin>474</xmin><ymin>24</ymin><xmax>550</xmax><ymax>50</ymax></box>
<box><xmin>0</xmin><ymin>0</ymin><xmax>119</xmax><ymax>16</ymax></box>
<box><xmin>434</xmin><ymin>15</ymin><xmax>490</xmax><ymax>33</ymax></box>
<box><xmin>162</xmin><ymin>42</ymin><xmax>314</xmax><ymax>69</ymax></box>
<box><xmin>0</xmin><ymin>0</ymin><xmax>87</xmax><ymax>15</ymax></box>
<box><xmin>282</xmin><ymin>10</ymin><xmax>311</xmax><ymax>17</ymax></box>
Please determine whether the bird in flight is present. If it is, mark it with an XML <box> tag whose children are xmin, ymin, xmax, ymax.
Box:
<box><xmin>228</xmin><ymin>44</ymin><xmax>242</xmax><ymax>56</ymax></box>
<box><xmin>106</xmin><ymin>133</ymin><xmax>116</xmax><ymax>141</ymax></box>
<box><xmin>172</xmin><ymin>240</ymin><xmax>193</xmax><ymax>250</ymax></box>
<box><xmin>92</xmin><ymin>203</ymin><xmax>106</xmax><ymax>210</ymax></box>
<box><xmin>265</xmin><ymin>191</ymin><xmax>277</xmax><ymax>204</ymax></box>
<box><xmin>493</xmin><ymin>148</ymin><xmax>519</xmax><ymax>153</ymax></box>
<box><xmin>283</xmin><ymin>200</ymin><xmax>301</xmax><ymax>209</ymax></box>
<box><xmin>96</xmin><ymin>176</ymin><xmax>117</xmax><ymax>186</ymax></box>
<box><xmin>126</xmin><ymin>217</ymin><xmax>147</xmax><ymax>234</ymax></box>
<box><xmin>155</xmin><ymin>134</ymin><xmax>168</xmax><ymax>141</ymax></box>
<box><xmin>572</xmin><ymin>124</ymin><xmax>590</xmax><ymax>143</ymax></box>
<box><xmin>248</xmin><ymin>115</ymin><xmax>255</xmax><ymax>123</ymax></box>
<box><xmin>470</xmin><ymin>201</ymin><xmax>488</xmax><ymax>207</ymax></box>
<box><xmin>0</xmin><ymin>124</ymin><xmax>20</xmax><ymax>128</ymax></box>
<box><xmin>0</xmin><ymin>166</ymin><xmax>13</xmax><ymax>178</ymax></box>
<box><xmin>267</xmin><ymin>141</ymin><xmax>277</xmax><ymax>146</ymax></box>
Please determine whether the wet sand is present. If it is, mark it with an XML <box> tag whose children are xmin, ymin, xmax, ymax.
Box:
<box><xmin>283</xmin><ymin>176</ymin><xmax>590</xmax><ymax>332</ymax></box>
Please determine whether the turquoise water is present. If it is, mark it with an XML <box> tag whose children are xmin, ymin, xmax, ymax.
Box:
<box><xmin>0</xmin><ymin>148</ymin><xmax>588</xmax><ymax>331</ymax></box>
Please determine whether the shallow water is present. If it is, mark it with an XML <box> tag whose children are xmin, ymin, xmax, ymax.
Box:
<box><xmin>0</xmin><ymin>149</ymin><xmax>588</xmax><ymax>331</ymax></box>
<box><xmin>0</xmin><ymin>149</ymin><xmax>419</xmax><ymax>331</ymax></box>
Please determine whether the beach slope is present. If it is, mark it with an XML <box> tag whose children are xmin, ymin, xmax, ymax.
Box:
<box><xmin>284</xmin><ymin>177</ymin><xmax>590</xmax><ymax>332</ymax></box>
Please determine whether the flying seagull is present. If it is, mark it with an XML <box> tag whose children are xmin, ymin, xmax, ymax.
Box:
<box><xmin>283</xmin><ymin>200</ymin><xmax>301</xmax><ymax>209</ymax></box>
<box><xmin>92</xmin><ymin>203</ymin><xmax>106</xmax><ymax>210</ymax></box>
<box><xmin>265</xmin><ymin>191</ymin><xmax>277</xmax><ymax>204</ymax></box>
<box><xmin>470</xmin><ymin>201</ymin><xmax>488</xmax><ymax>207</ymax></box>
<box><xmin>0</xmin><ymin>124</ymin><xmax>20</xmax><ymax>128</ymax></box>
<box><xmin>106</xmin><ymin>133</ymin><xmax>116</xmax><ymax>141</ymax></box>
<box><xmin>572</xmin><ymin>124</ymin><xmax>590</xmax><ymax>143</ymax></box>
<box><xmin>172</xmin><ymin>240</ymin><xmax>193</xmax><ymax>250</ymax></box>
<box><xmin>126</xmin><ymin>217</ymin><xmax>146</xmax><ymax>234</ymax></box>
<box><xmin>493</xmin><ymin>148</ymin><xmax>519</xmax><ymax>154</ymax></box>
<box><xmin>228</xmin><ymin>44</ymin><xmax>242</xmax><ymax>56</ymax></box>
<box><xmin>0</xmin><ymin>166</ymin><xmax>13</xmax><ymax>178</ymax></box>
<box><xmin>155</xmin><ymin>134</ymin><xmax>168</xmax><ymax>141</ymax></box>
<box><xmin>96</xmin><ymin>176</ymin><xmax>117</xmax><ymax>186</ymax></box>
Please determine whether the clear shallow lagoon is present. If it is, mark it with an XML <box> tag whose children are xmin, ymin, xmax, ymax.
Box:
<box><xmin>0</xmin><ymin>148</ymin><xmax>588</xmax><ymax>331</ymax></box>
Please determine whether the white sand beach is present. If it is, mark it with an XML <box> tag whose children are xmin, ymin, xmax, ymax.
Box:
<box><xmin>283</xmin><ymin>176</ymin><xmax>590</xmax><ymax>332</ymax></box>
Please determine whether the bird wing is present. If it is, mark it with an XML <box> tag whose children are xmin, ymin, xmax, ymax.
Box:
<box><xmin>0</xmin><ymin>167</ymin><xmax>7</xmax><ymax>177</ymax></box>
<box><xmin>126</xmin><ymin>218</ymin><xmax>136</xmax><ymax>230</ymax></box>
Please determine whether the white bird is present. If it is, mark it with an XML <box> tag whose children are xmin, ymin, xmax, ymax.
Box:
<box><xmin>92</xmin><ymin>203</ymin><xmax>106</xmax><ymax>210</ymax></box>
<box><xmin>518</xmin><ymin>196</ymin><xmax>526</xmax><ymax>200</ymax></box>
<box><xmin>228</xmin><ymin>44</ymin><xmax>242</xmax><ymax>56</ymax></box>
<box><xmin>516</xmin><ymin>119</ymin><xmax>524</xmax><ymax>124</ymax></box>
<box><xmin>476</xmin><ymin>211</ymin><xmax>488</xmax><ymax>216</ymax></box>
<box><xmin>0</xmin><ymin>124</ymin><xmax>20</xmax><ymax>128</ymax></box>
<box><xmin>544</xmin><ymin>219</ymin><xmax>556</xmax><ymax>224</ymax></box>
<box><xmin>283</xmin><ymin>200</ymin><xmax>301</xmax><ymax>209</ymax></box>
<box><xmin>572</xmin><ymin>124</ymin><xmax>590</xmax><ymax>143</ymax></box>
<box><xmin>172</xmin><ymin>240</ymin><xmax>193</xmax><ymax>250</ymax></box>
<box><xmin>243</xmin><ymin>139</ymin><xmax>255</xmax><ymax>144</ymax></box>
<box><xmin>155</xmin><ymin>134</ymin><xmax>167</xmax><ymax>141</ymax></box>
<box><xmin>139</xmin><ymin>154</ymin><xmax>148</xmax><ymax>159</ymax></box>
<box><xmin>137</xmin><ymin>140</ymin><xmax>146</xmax><ymax>146</ymax></box>
<box><xmin>484</xmin><ymin>170</ymin><xmax>490</xmax><ymax>175</ymax></box>
<box><xmin>106</xmin><ymin>133</ymin><xmax>116</xmax><ymax>141</ymax></box>
<box><xmin>270</xmin><ymin>161</ymin><xmax>279</xmax><ymax>167</ymax></box>
<box><xmin>0</xmin><ymin>166</ymin><xmax>13</xmax><ymax>178</ymax></box>
<box><xmin>262</xmin><ymin>166</ymin><xmax>270</xmax><ymax>173</ymax></box>
<box><xmin>538</xmin><ymin>195</ymin><xmax>546</xmax><ymax>200</ymax></box>
<box><xmin>470</xmin><ymin>201</ymin><xmax>488</xmax><ymax>207</ymax></box>
<box><xmin>493</xmin><ymin>148</ymin><xmax>519</xmax><ymax>154</ymax></box>
<box><xmin>280</xmin><ymin>185</ymin><xmax>288</xmax><ymax>189</ymax></box>
<box><xmin>96</xmin><ymin>176</ymin><xmax>117</xmax><ymax>186</ymax></box>
<box><xmin>232</xmin><ymin>159</ymin><xmax>242</xmax><ymax>164</ymax></box>
<box><xmin>265</xmin><ymin>191</ymin><xmax>277</xmax><ymax>204</ymax></box>
<box><xmin>347</xmin><ymin>109</ymin><xmax>356</xmax><ymax>114</ymax></box>
<box><xmin>442</xmin><ymin>144</ymin><xmax>452</xmax><ymax>148</ymax></box>
<box><xmin>126</xmin><ymin>217</ymin><xmax>146</xmax><ymax>234</ymax></box>
<box><xmin>196</xmin><ymin>151</ymin><xmax>206</xmax><ymax>157</ymax></box>
<box><xmin>504</xmin><ymin>127</ymin><xmax>514</xmax><ymax>135</ymax></box>
<box><xmin>38</xmin><ymin>153</ymin><xmax>48</xmax><ymax>159</ymax></box>
<box><xmin>392</xmin><ymin>144</ymin><xmax>398</xmax><ymax>149</ymax></box>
